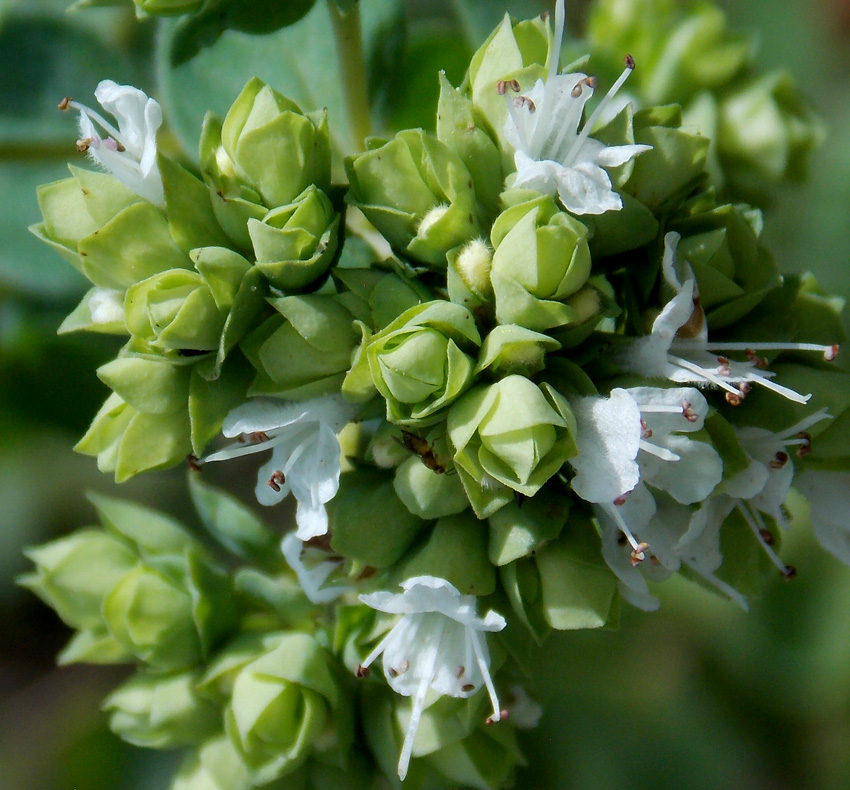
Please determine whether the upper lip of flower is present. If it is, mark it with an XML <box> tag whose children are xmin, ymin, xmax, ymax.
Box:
<box><xmin>62</xmin><ymin>79</ymin><xmax>164</xmax><ymax>206</ymax></box>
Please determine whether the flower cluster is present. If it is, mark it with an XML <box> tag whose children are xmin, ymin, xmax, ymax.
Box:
<box><xmin>24</xmin><ymin>0</ymin><xmax>849</xmax><ymax>788</ymax></box>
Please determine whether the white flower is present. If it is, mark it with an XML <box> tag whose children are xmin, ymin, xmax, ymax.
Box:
<box><xmin>358</xmin><ymin>576</ymin><xmax>506</xmax><ymax>781</ymax></box>
<box><xmin>203</xmin><ymin>395</ymin><xmax>358</xmax><ymax>541</ymax></box>
<box><xmin>675</xmin><ymin>411</ymin><xmax>831</xmax><ymax>584</ymax></box>
<box><xmin>88</xmin><ymin>287</ymin><xmax>125</xmax><ymax>325</ymax></box>
<box><xmin>501</xmin><ymin>0</ymin><xmax>650</xmax><ymax>215</ymax></box>
<box><xmin>281</xmin><ymin>533</ymin><xmax>353</xmax><ymax>604</ymax></box>
<box><xmin>569</xmin><ymin>385</ymin><xmax>722</xmax><ymax>505</ymax></box>
<box><xmin>616</xmin><ymin>232</ymin><xmax>838</xmax><ymax>404</ymax></box>
<box><xmin>64</xmin><ymin>80</ymin><xmax>164</xmax><ymax>206</ymax></box>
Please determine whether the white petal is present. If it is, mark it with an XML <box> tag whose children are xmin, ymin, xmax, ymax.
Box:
<box><xmin>570</xmin><ymin>389</ymin><xmax>641</xmax><ymax>503</ymax></box>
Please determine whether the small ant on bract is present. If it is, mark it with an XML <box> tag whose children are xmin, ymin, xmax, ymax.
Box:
<box><xmin>397</xmin><ymin>430</ymin><xmax>450</xmax><ymax>474</ymax></box>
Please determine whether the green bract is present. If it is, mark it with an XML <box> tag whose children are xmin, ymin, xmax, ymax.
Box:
<box><xmin>222</xmin><ymin>632</ymin><xmax>352</xmax><ymax>784</ymax></box>
<box><xmin>76</xmin><ymin>354</ymin><xmax>248</xmax><ymax>480</ymax></box>
<box><xmin>345</xmin><ymin>129</ymin><xmax>480</xmax><ymax>266</ymax></box>
<box><xmin>248</xmin><ymin>185</ymin><xmax>340</xmax><ymax>291</ymax></box>
<box><xmin>20</xmin><ymin>494</ymin><xmax>236</xmax><ymax>669</ymax></box>
<box><xmin>200</xmin><ymin>77</ymin><xmax>331</xmax><ymax>249</ymax></box>
<box><xmin>447</xmin><ymin>375</ymin><xmax>578</xmax><ymax>516</ymax></box>
<box><xmin>351</xmin><ymin>301</ymin><xmax>482</xmax><ymax>425</ymax></box>
<box><xmin>490</xmin><ymin>194</ymin><xmax>592</xmax><ymax>331</ymax></box>
<box><xmin>104</xmin><ymin>670</ymin><xmax>221</xmax><ymax>748</ymax></box>
<box><xmin>671</xmin><ymin>202</ymin><xmax>781</xmax><ymax>328</ymax></box>
<box><xmin>243</xmin><ymin>294</ymin><xmax>359</xmax><ymax>399</ymax></box>
<box><xmin>31</xmin><ymin>166</ymin><xmax>191</xmax><ymax>290</ymax></box>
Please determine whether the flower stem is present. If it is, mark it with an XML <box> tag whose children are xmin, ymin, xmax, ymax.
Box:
<box><xmin>327</xmin><ymin>0</ymin><xmax>372</xmax><ymax>153</ymax></box>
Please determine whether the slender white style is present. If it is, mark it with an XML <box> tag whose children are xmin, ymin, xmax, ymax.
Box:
<box><xmin>64</xmin><ymin>80</ymin><xmax>164</xmax><ymax>206</ymax></box>
<box><xmin>358</xmin><ymin>576</ymin><xmax>506</xmax><ymax>780</ymax></box>
<box><xmin>502</xmin><ymin>0</ymin><xmax>650</xmax><ymax>214</ymax></box>
<box><xmin>203</xmin><ymin>395</ymin><xmax>358</xmax><ymax>541</ymax></box>
<box><xmin>616</xmin><ymin>232</ymin><xmax>837</xmax><ymax>403</ymax></box>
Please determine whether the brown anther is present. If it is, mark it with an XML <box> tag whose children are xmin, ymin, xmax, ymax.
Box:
<box><xmin>115</xmin><ymin>141</ymin><xmax>126</xmax><ymax>153</ymax></box>
<box><xmin>739</xmin><ymin>382</ymin><xmax>752</xmax><ymax>396</ymax></box>
<box><xmin>681</xmin><ymin>400</ymin><xmax>698</xmax><ymax>422</ymax></box>
<box><xmin>625</xmin><ymin>53</ymin><xmax>636</xmax><ymax>70</ymax></box>
<box><xmin>355</xmin><ymin>664</ymin><xmax>370</xmax><ymax>678</ymax></box>
<box><xmin>268</xmin><ymin>470</ymin><xmax>286</xmax><ymax>492</ymax></box>
<box><xmin>455</xmin><ymin>666</ymin><xmax>466</xmax><ymax>679</ymax></box>
<box><xmin>58</xmin><ymin>97</ymin><xmax>71</xmax><ymax>111</ymax></box>
<box><xmin>387</xmin><ymin>667</ymin><xmax>398</xmax><ymax>678</ymax></box>
<box><xmin>759</xmin><ymin>528</ymin><xmax>776</xmax><ymax>546</ymax></box>
<box><xmin>496</xmin><ymin>79</ymin><xmax>520</xmax><ymax>95</ymax></box>
<box><xmin>825</xmin><ymin>344</ymin><xmax>839</xmax><ymax>362</ymax></box>
<box><xmin>782</xmin><ymin>565</ymin><xmax>797</xmax><ymax>580</ymax></box>
<box><xmin>514</xmin><ymin>95</ymin><xmax>536</xmax><ymax>112</ymax></box>
<box><xmin>584</xmin><ymin>76</ymin><xmax>597</xmax><ymax>89</ymax></box>
<box><xmin>745</xmin><ymin>348</ymin><xmax>768</xmax><ymax>368</ymax></box>
<box><xmin>486</xmin><ymin>710</ymin><xmax>508</xmax><ymax>725</ymax></box>
<box><xmin>240</xmin><ymin>430</ymin><xmax>270</xmax><ymax>444</ymax></box>
<box><xmin>640</xmin><ymin>418</ymin><xmax>653</xmax><ymax>439</ymax></box>
<box><xmin>461</xmin><ymin>683</ymin><xmax>476</xmax><ymax>692</ymax></box>
<box><xmin>769</xmin><ymin>451</ymin><xmax>789</xmax><ymax>470</ymax></box>
<box><xmin>76</xmin><ymin>138</ymin><xmax>92</xmax><ymax>153</ymax></box>
<box><xmin>795</xmin><ymin>432</ymin><xmax>812</xmax><ymax>458</ymax></box>
<box><xmin>630</xmin><ymin>542</ymin><xmax>649</xmax><ymax>566</ymax></box>
<box><xmin>613</xmin><ymin>495</ymin><xmax>627</xmax><ymax>506</ymax></box>
<box><xmin>716</xmin><ymin>357</ymin><xmax>732</xmax><ymax>376</ymax></box>
<box><xmin>186</xmin><ymin>454</ymin><xmax>202</xmax><ymax>472</ymax></box>
<box><xmin>571</xmin><ymin>82</ymin><xmax>584</xmax><ymax>98</ymax></box>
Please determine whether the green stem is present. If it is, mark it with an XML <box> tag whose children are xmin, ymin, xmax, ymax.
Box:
<box><xmin>327</xmin><ymin>0</ymin><xmax>372</xmax><ymax>153</ymax></box>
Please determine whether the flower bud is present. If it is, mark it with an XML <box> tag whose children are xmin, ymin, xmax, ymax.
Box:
<box><xmin>671</xmin><ymin>202</ymin><xmax>781</xmax><ymax>328</ymax></box>
<box><xmin>436</xmin><ymin>72</ymin><xmax>503</xmax><ymax>218</ymax></box>
<box><xmin>345</xmin><ymin>129</ymin><xmax>480</xmax><ymax>266</ymax></box>
<box><xmin>32</xmin><ymin>165</ymin><xmax>190</xmax><ymax>290</ymax></box>
<box><xmin>447</xmin><ymin>375</ymin><xmax>578</xmax><ymax>516</ymax></box>
<box><xmin>716</xmin><ymin>71</ymin><xmax>824</xmax><ymax>192</ymax></box>
<box><xmin>103</xmin><ymin>669</ymin><xmax>221</xmax><ymax>748</ymax></box>
<box><xmin>223</xmin><ymin>632</ymin><xmax>352</xmax><ymax>783</ymax></box>
<box><xmin>587</xmin><ymin>0</ymin><xmax>751</xmax><ymax>106</ymax></box>
<box><xmin>490</xmin><ymin>194</ymin><xmax>591</xmax><ymax>332</ymax></box>
<box><xmin>76</xmin><ymin>353</ymin><xmax>248</xmax><ymax>480</ymax></box>
<box><xmin>243</xmin><ymin>294</ymin><xmax>359</xmax><ymax>400</ymax></box>
<box><xmin>447</xmin><ymin>238</ymin><xmax>493</xmax><ymax>315</ymax></box>
<box><xmin>200</xmin><ymin>78</ymin><xmax>331</xmax><ymax>249</ymax></box>
<box><xmin>360</xmin><ymin>301</ymin><xmax>482</xmax><ymax>426</ymax></box>
<box><xmin>248</xmin><ymin>185</ymin><xmax>340</xmax><ymax>290</ymax></box>
<box><xmin>20</xmin><ymin>529</ymin><xmax>137</xmax><ymax>630</ymax></box>
<box><xmin>475</xmin><ymin>324</ymin><xmax>560</xmax><ymax>379</ymax></box>
<box><xmin>172</xmin><ymin>735</ymin><xmax>253</xmax><ymax>790</ymax></box>
<box><xmin>125</xmin><ymin>269</ymin><xmax>232</xmax><ymax>352</ymax></box>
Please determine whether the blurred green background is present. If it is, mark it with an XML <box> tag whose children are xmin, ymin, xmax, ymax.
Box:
<box><xmin>2</xmin><ymin>0</ymin><xmax>849</xmax><ymax>788</ymax></box>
